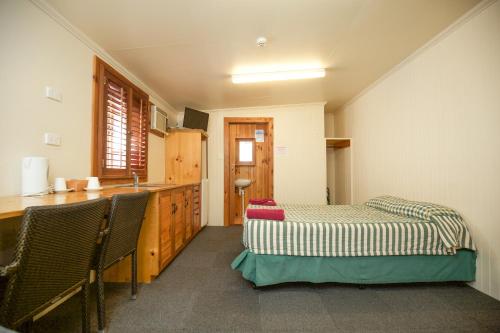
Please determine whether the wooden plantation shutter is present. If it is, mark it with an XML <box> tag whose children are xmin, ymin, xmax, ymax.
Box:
<box><xmin>93</xmin><ymin>57</ymin><xmax>150</xmax><ymax>182</ymax></box>
<box><xmin>103</xmin><ymin>72</ymin><xmax>128</xmax><ymax>176</ymax></box>
<box><xmin>129</xmin><ymin>91</ymin><xmax>149</xmax><ymax>176</ymax></box>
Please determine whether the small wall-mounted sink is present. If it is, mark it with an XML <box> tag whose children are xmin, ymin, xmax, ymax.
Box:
<box><xmin>235</xmin><ymin>178</ymin><xmax>252</xmax><ymax>189</ymax></box>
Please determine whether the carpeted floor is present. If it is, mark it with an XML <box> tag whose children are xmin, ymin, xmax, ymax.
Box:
<box><xmin>35</xmin><ymin>226</ymin><xmax>500</xmax><ymax>332</ymax></box>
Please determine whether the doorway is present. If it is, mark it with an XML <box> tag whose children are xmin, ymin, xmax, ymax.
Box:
<box><xmin>224</xmin><ymin>117</ymin><xmax>274</xmax><ymax>226</ymax></box>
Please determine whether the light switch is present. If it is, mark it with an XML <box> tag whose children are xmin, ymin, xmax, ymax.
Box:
<box><xmin>45</xmin><ymin>86</ymin><xmax>62</xmax><ymax>102</ymax></box>
<box><xmin>44</xmin><ymin>133</ymin><xmax>61</xmax><ymax>146</ymax></box>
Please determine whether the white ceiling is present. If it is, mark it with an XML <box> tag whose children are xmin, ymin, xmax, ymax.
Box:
<box><xmin>47</xmin><ymin>0</ymin><xmax>479</xmax><ymax>112</ymax></box>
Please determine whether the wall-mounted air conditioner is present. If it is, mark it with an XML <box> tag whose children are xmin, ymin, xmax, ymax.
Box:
<box><xmin>150</xmin><ymin>104</ymin><xmax>168</xmax><ymax>133</ymax></box>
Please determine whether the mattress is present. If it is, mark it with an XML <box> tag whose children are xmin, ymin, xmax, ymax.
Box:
<box><xmin>243</xmin><ymin>200</ymin><xmax>475</xmax><ymax>258</ymax></box>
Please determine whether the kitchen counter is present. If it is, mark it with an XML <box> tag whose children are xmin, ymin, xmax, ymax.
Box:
<box><xmin>1</xmin><ymin>181</ymin><xmax>204</xmax><ymax>284</ymax></box>
<box><xmin>0</xmin><ymin>184</ymin><xmax>190</xmax><ymax>220</ymax></box>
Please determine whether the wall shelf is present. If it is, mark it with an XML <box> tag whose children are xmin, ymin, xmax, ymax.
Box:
<box><xmin>325</xmin><ymin>138</ymin><xmax>351</xmax><ymax>149</ymax></box>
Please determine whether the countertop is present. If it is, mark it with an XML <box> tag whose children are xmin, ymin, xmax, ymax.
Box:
<box><xmin>0</xmin><ymin>183</ymin><xmax>194</xmax><ymax>220</ymax></box>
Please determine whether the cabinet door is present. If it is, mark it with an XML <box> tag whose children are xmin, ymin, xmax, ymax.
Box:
<box><xmin>173</xmin><ymin>189</ymin><xmax>185</xmax><ymax>252</ymax></box>
<box><xmin>184</xmin><ymin>187</ymin><xmax>193</xmax><ymax>240</ymax></box>
<box><xmin>159</xmin><ymin>191</ymin><xmax>173</xmax><ymax>270</ymax></box>
<box><xmin>180</xmin><ymin>133</ymin><xmax>201</xmax><ymax>184</ymax></box>
<box><xmin>165</xmin><ymin>133</ymin><xmax>181</xmax><ymax>184</ymax></box>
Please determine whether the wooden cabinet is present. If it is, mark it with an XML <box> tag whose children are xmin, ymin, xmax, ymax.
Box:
<box><xmin>104</xmin><ymin>183</ymin><xmax>204</xmax><ymax>283</ymax></box>
<box><xmin>165</xmin><ymin>129</ymin><xmax>206</xmax><ymax>185</ymax></box>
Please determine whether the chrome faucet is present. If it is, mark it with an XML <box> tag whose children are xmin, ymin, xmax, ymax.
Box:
<box><xmin>133</xmin><ymin>172</ymin><xmax>139</xmax><ymax>188</ymax></box>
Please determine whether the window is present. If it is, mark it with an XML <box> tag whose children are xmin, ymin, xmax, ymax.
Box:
<box><xmin>93</xmin><ymin>57</ymin><xmax>149</xmax><ymax>183</ymax></box>
<box><xmin>236</xmin><ymin>139</ymin><xmax>255</xmax><ymax>165</ymax></box>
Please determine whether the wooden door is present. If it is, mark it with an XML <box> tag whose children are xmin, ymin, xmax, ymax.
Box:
<box><xmin>184</xmin><ymin>187</ymin><xmax>193</xmax><ymax>240</ymax></box>
<box><xmin>224</xmin><ymin>118</ymin><xmax>274</xmax><ymax>226</ymax></box>
<box><xmin>159</xmin><ymin>191</ymin><xmax>173</xmax><ymax>270</ymax></box>
<box><xmin>173</xmin><ymin>189</ymin><xmax>185</xmax><ymax>252</ymax></box>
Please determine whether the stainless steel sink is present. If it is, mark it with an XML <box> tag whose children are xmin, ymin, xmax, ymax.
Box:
<box><xmin>117</xmin><ymin>184</ymin><xmax>171</xmax><ymax>188</ymax></box>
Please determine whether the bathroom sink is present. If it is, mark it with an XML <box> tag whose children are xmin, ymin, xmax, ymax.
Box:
<box><xmin>234</xmin><ymin>178</ymin><xmax>252</xmax><ymax>188</ymax></box>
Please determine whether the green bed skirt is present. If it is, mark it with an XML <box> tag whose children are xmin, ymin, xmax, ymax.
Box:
<box><xmin>231</xmin><ymin>249</ymin><xmax>476</xmax><ymax>287</ymax></box>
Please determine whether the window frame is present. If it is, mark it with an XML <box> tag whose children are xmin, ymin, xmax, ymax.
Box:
<box><xmin>235</xmin><ymin>138</ymin><xmax>256</xmax><ymax>166</ymax></box>
<box><xmin>92</xmin><ymin>57</ymin><xmax>149</xmax><ymax>184</ymax></box>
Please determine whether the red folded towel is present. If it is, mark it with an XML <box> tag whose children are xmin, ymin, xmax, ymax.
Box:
<box><xmin>249</xmin><ymin>198</ymin><xmax>277</xmax><ymax>206</ymax></box>
<box><xmin>246</xmin><ymin>208</ymin><xmax>285</xmax><ymax>221</ymax></box>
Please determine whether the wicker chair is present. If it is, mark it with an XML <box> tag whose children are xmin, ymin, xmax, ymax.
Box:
<box><xmin>0</xmin><ymin>198</ymin><xmax>108</xmax><ymax>333</ymax></box>
<box><xmin>95</xmin><ymin>191</ymin><xmax>149</xmax><ymax>333</ymax></box>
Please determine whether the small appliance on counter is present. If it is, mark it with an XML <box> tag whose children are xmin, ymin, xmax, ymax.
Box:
<box><xmin>21</xmin><ymin>156</ymin><xmax>49</xmax><ymax>196</ymax></box>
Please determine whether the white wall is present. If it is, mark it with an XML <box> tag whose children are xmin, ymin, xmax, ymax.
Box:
<box><xmin>334</xmin><ymin>147</ymin><xmax>351</xmax><ymax>205</ymax></box>
<box><xmin>334</xmin><ymin>1</ymin><xmax>500</xmax><ymax>299</ymax></box>
<box><xmin>0</xmin><ymin>0</ymin><xmax>176</xmax><ymax>195</ymax></box>
<box><xmin>207</xmin><ymin>103</ymin><xmax>327</xmax><ymax>226</ymax></box>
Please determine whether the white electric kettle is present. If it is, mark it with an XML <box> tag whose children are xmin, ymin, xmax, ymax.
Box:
<box><xmin>21</xmin><ymin>157</ymin><xmax>49</xmax><ymax>196</ymax></box>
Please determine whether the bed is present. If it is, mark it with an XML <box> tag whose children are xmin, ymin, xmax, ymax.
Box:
<box><xmin>231</xmin><ymin>196</ymin><xmax>476</xmax><ymax>287</ymax></box>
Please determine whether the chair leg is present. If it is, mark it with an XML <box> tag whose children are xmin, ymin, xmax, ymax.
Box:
<box><xmin>19</xmin><ymin>318</ymin><xmax>34</xmax><ymax>333</ymax></box>
<box><xmin>131</xmin><ymin>250</ymin><xmax>137</xmax><ymax>300</ymax></box>
<box><xmin>81</xmin><ymin>281</ymin><xmax>90</xmax><ymax>333</ymax></box>
<box><xmin>97</xmin><ymin>269</ymin><xmax>106</xmax><ymax>333</ymax></box>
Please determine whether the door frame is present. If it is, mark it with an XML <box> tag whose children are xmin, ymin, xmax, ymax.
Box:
<box><xmin>224</xmin><ymin>117</ymin><xmax>274</xmax><ymax>226</ymax></box>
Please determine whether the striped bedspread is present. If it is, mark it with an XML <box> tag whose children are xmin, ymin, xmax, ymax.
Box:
<box><xmin>243</xmin><ymin>200</ymin><xmax>475</xmax><ymax>258</ymax></box>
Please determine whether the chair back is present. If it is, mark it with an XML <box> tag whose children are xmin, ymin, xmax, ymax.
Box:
<box><xmin>99</xmin><ymin>192</ymin><xmax>149</xmax><ymax>269</ymax></box>
<box><xmin>0</xmin><ymin>198</ymin><xmax>108</xmax><ymax>328</ymax></box>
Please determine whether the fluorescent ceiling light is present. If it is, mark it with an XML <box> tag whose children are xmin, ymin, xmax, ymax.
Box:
<box><xmin>232</xmin><ymin>68</ymin><xmax>325</xmax><ymax>84</ymax></box>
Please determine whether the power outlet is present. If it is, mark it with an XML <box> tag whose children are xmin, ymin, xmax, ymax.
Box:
<box><xmin>44</xmin><ymin>133</ymin><xmax>61</xmax><ymax>146</ymax></box>
<box><xmin>45</xmin><ymin>86</ymin><xmax>62</xmax><ymax>102</ymax></box>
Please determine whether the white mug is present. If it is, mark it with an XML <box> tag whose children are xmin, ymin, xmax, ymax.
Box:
<box><xmin>86</xmin><ymin>177</ymin><xmax>101</xmax><ymax>189</ymax></box>
<box><xmin>54</xmin><ymin>177</ymin><xmax>67</xmax><ymax>191</ymax></box>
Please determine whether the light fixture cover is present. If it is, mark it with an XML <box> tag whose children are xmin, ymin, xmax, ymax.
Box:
<box><xmin>232</xmin><ymin>68</ymin><xmax>325</xmax><ymax>84</ymax></box>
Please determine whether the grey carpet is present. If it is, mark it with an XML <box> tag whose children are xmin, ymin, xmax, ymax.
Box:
<box><xmin>34</xmin><ymin>226</ymin><xmax>500</xmax><ymax>332</ymax></box>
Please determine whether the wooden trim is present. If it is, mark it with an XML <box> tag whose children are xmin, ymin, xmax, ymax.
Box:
<box><xmin>223</xmin><ymin>117</ymin><xmax>274</xmax><ymax>226</ymax></box>
<box><xmin>268</xmin><ymin>121</ymin><xmax>274</xmax><ymax>199</ymax></box>
<box><xmin>223</xmin><ymin>121</ymin><xmax>230</xmax><ymax>227</ymax></box>
<box><xmin>99</xmin><ymin>176</ymin><xmax>147</xmax><ymax>186</ymax></box>
<box><xmin>168</xmin><ymin>127</ymin><xmax>208</xmax><ymax>139</ymax></box>
<box><xmin>150</xmin><ymin>128</ymin><xmax>165</xmax><ymax>138</ymax></box>
<box><xmin>325</xmin><ymin>138</ymin><xmax>351</xmax><ymax>149</ymax></box>
<box><xmin>92</xmin><ymin>56</ymin><xmax>150</xmax><ymax>183</ymax></box>
<box><xmin>224</xmin><ymin>117</ymin><xmax>273</xmax><ymax>124</ymax></box>
<box><xmin>95</xmin><ymin>57</ymin><xmax>147</xmax><ymax>96</ymax></box>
